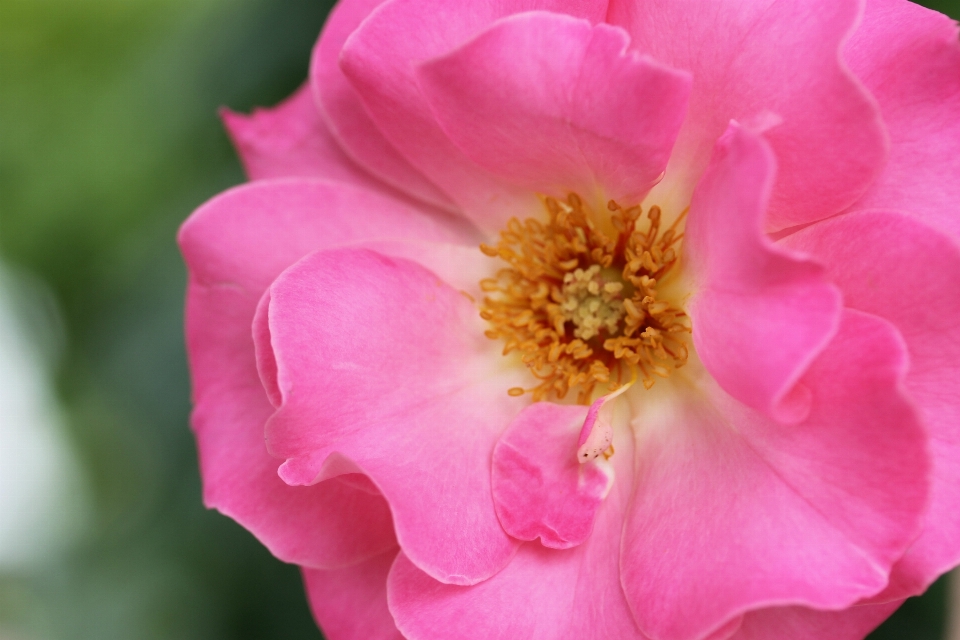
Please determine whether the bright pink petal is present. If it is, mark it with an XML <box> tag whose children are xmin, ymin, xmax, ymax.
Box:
<box><xmin>303</xmin><ymin>548</ymin><xmax>404</xmax><ymax>640</ymax></box>
<box><xmin>222</xmin><ymin>84</ymin><xmax>383</xmax><ymax>191</ymax></box>
<box><xmin>388</xmin><ymin>431</ymin><xmax>646</xmax><ymax>639</ymax></box>
<box><xmin>416</xmin><ymin>12</ymin><xmax>690</xmax><ymax>204</ymax></box>
<box><xmin>261</xmin><ymin>248</ymin><xmax>526</xmax><ymax>585</ymax></box>
<box><xmin>704</xmin><ymin>619</ymin><xmax>744</xmax><ymax>640</ymax></box>
<box><xmin>782</xmin><ymin>210</ymin><xmax>960</xmax><ymax>599</ymax></box>
<box><xmin>310</xmin><ymin>0</ymin><xmax>454</xmax><ymax>210</ymax></box>
<box><xmin>686</xmin><ymin>123</ymin><xmax>841</xmax><ymax>422</ymax></box>
<box><xmin>844</xmin><ymin>0</ymin><xmax>960</xmax><ymax>241</ymax></box>
<box><xmin>186</xmin><ymin>281</ymin><xmax>396</xmax><ymax>569</ymax></box>
<box><xmin>178</xmin><ymin>179</ymin><xmax>467</xmax><ymax>568</ymax></box>
<box><xmin>621</xmin><ymin>310</ymin><xmax>928</xmax><ymax>640</ymax></box>
<box><xmin>491</xmin><ymin>402</ymin><xmax>612</xmax><ymax>549</ymax></box>
<box><xmin>340</xmin><ymin>0</ymin><xmax>608</xmax><ymax>231</ymax></box>
<box><xmin>732</xmin><ymin>601</ymin><xmax>903</xmax><ymax>640</ymax></box>
<box><xmin>608</xmin><ymin>0</ymin><xmax>887</xmax><ymax>229</ymax></box>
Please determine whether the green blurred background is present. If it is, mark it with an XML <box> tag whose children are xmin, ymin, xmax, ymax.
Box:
<box><xmin>0</xmin><ymin>0</ymin><xmax>957</xmax><ymax>638</ymax></box>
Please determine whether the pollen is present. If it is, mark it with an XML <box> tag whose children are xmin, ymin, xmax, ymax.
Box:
<box><xmin>479</xmin><ymin>194</ymin><xmax>691</xmax><ymax>403</ymax></box>
<box><xmin>560</xmin><ymin>265</ymin><xmax>625</xmax><ymax>341</ymax></box>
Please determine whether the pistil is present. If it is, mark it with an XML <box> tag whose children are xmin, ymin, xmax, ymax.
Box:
<box><xmin>559</xmin><ymin>265</ymin><xmax>626</xmax><ymax>341</ymax></box>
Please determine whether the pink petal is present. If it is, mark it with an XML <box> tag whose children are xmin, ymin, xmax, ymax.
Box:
<box><xmin>339</xmin><ymin>0</ymin><xmax>608</xmax><ymax>231</ymax></box>
<box><xmin>844</xmin><ymin>0</ymin><xmax>960</xmax><ymax>242</ymax></box>
<box><xmin>388</xmin><ymin>431</ymin><xmax>646</xmax><ymax>639</ymax></box>
<box><xmin>621</xmin><ymin>310</ymin><xmax>929</xmax><ymax>640</ymax></box>
<box><xmin>310</xmin><ymin>0</ymin><xmax>454</xmax><ymax>210</ymax></box>
<box><xmin>732</xmin><ymin>601</ymin><xmax>903</xmax><ymax>640</ymax></box>
<box><xmin>416</xmin><ymin>12</ymin><xmax>690</xmax><ymax>204</ymax></box>
<box><xmin>782</xmin><ymin>209</ymin><xmax>960</xmax><ymax>599</ymax></box>
<box><xmin>186</xmin><ymin>279</ymin><xmax>395</xmax><ymax>569</ymax></box>
<box><xmin>608</xmin><ymin>0</ymin><xmax>887</xmax><ymax>230</ymax></box>
<box><xmin>491</xmin><ymin>402</ymin><xmax>612</xmax><ymax>549</ymax></box>
<box><xmin>686</xmin><ymin>123</ymin><xmax>841</xmax><ymax>422</ymax></box>
<box><xmin>704</xmin><ymin>619</ymin><xmax>744</xmax><ymax>640</ymax></box>
<box><xmin>355</xmin><ymin>239</ymin><xmax>492</xmax><ymax>300</ymax></box>
<box><xmin>178</xmin><ymin>179</ymin><xmax>467</xmax><ymax>567</ymax></box>
<box><xmin>180</xmin><ymin>178</ymin><xmax>471</xmax><ymax>292</ymax></box>
<box><xmin>221</xmin><ymin>84</ymin><xmax>384</xmax><ymax>191</ymax></box>
<box><xmin>303</xmin><ymin>548</ymin><xmax>405</xmax><ymax>640</ymax></box>
<box><xmin>261</xmin><ymin>248</ymin><xmax>527</xmax><ymax>585</ymax></box>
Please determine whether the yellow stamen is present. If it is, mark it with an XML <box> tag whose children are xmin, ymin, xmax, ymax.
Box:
<box><xmin>480</xmin><ymin>194</ymin><xmax>691</xmax><ymax>403</ymax></box>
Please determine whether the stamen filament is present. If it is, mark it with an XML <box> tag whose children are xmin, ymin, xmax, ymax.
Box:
<box><xmin>480</xmin><ymin>194</ymin><xmax>691</xmax><ymax>402</ymax></box>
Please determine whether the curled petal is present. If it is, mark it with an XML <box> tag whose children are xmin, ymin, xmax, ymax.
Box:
<box><xmin>187</xmin><ymin>290</ymin><xmax>396</xmax><ymax>569</ymax></box>
<box><xmin>389</xmin><ymin>432</ymin><xmax>644</xmax><ymax>639</ymax></box>
<box><xmin>609</xmin><ymin>0</ymin><xmax>887</xmax><ymax>228</ymax></box>
<box><xmin>621</xmin><ymin>310</ymin><xmax>929</xmax><ymax>640</ymax></box>
<box><xmin>686</xmin><ymin>123</ymin><xmax>841</xmax><ymax>422</ymax></box>
<box><xmin>416</xmin><ymin>12</ymin><xmax>690</xmax><ymax>205</ymax></box>
<box><xmin>262</xmin><ymin>248</ymin><xmax>526</xmax><ymax>584</ymax></box>
<box><xmin>178</xmin><ymin>179</ymin><xmax>467</xmax><ymax>568</ymax></box>
<box><xmin>782</xmin><ymin>209</ymin><xmax>960</xmax><ymax>599</ymax></box>
<box><xmin>340</xmin><ymin>0</ymin><xmax>609</xmax><ymax>231</ymax></box>
<box><xmin>310</xmin><ymin>0</ymin><xmax>454</xmax><ymax>209</ymax></box>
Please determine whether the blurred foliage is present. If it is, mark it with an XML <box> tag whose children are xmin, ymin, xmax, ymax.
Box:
<box><xmin>0</xmin><ymin>0</ymin><xmax>957</xmax><ymax>638</ymax></box>
<box><xmin>1</xmin><ymin>0</ymin><xmax>333</xmax><ymax>637</ymax></box>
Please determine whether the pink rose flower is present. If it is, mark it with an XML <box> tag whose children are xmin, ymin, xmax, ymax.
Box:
<box><xmin>178</xmin><ymin>0</ymin><xmax>960</xmax><ymax>638</ymax></box>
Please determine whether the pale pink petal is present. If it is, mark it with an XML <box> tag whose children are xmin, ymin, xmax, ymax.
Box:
<box><xmin>353</xmin><ymin>239</ymin><xmax>491</xmax><ymax>300</ymax></box>
<box><xmin>222</xmin><ymin>84</ymin><xmax>384</xmax><ymax>191</ymax></box>
<box><xmin>388</xmin><ymin>431</ymin><xmax>646</xmax><ymax>639</ymax></box>
<box><xmin>261</xmin><ymin>248</ymin><xmax>527</xmax><ymax>585</ymax></box>
<box><xmin>339</xmin><ymin>0</ymin><xmax>609</xmax><ymax>231</ymax></box>
<box><xmin>310</xmin><ymin>0</ymin><xmax>454</xmax><ymax>210</ymax></box>
<box><xmin>621</xmin><ymin>310</ymin><xmax>928</xmax><ymax>640</ymax></box>
<box><xmin>180</xmin><ymin>178</ymin><xmax>472</xmax><ymax>293</ymax></box>
<box><xmin>577</xmin><ymin>395</ymin><xmax>615</xmax><ymax>462</ymax></box>
<box><xmin>177</xmin><ymin>179</ymin><xmax>468</xmax><ymax>567</ymax></box>
<box><xmin>733</xmin><ymin>601</ymin><xmax>903</xmax><ymax>640</ymax></box>
<box><xmin>608</xmin><ymin>0</ymin><xmax>887</xmax><ymax>229</ymax></box>
<box><xmin>686</xmin><ymin>123</ymin><xmax>841</xmax><ymax>421</ymax></box>
<box><xmin>844</xmin><ymin>0</ymin><xmax>960</xmax><ymax>242</ymax></box>
<box><xmin>416</xmin><ymin>12</ymin><xmax>690</xmax><ymax>204</ymax></box>
<box><xmin>491</xmin><ymin>402</ymin><xmax>612</xmax><ymax>549</ymax></box>
<box><xmin>782</xmin><ymin>210</ymin><xmax>960</xmax><ymax>599</ymax></box>
<box><xmin>303</xmin><ymin>548</ymin><xmax>405</xmax><ymax>640</ymax></box>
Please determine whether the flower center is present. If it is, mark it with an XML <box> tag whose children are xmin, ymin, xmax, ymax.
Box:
<box><xmin>479</xmin><ymin>194</ymin><xmax>691</xmax><ymax>403</ymax></box>
<box><xmin>560</xmin><ymin>265</ymin><xmax>625</xmax><ymax>341</ymax></box>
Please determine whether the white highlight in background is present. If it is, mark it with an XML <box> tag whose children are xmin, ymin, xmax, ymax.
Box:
<box><xmin>0</xmin><ymin>265</ymin><xmax>88</xmax><ymax>569</ymax></box>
